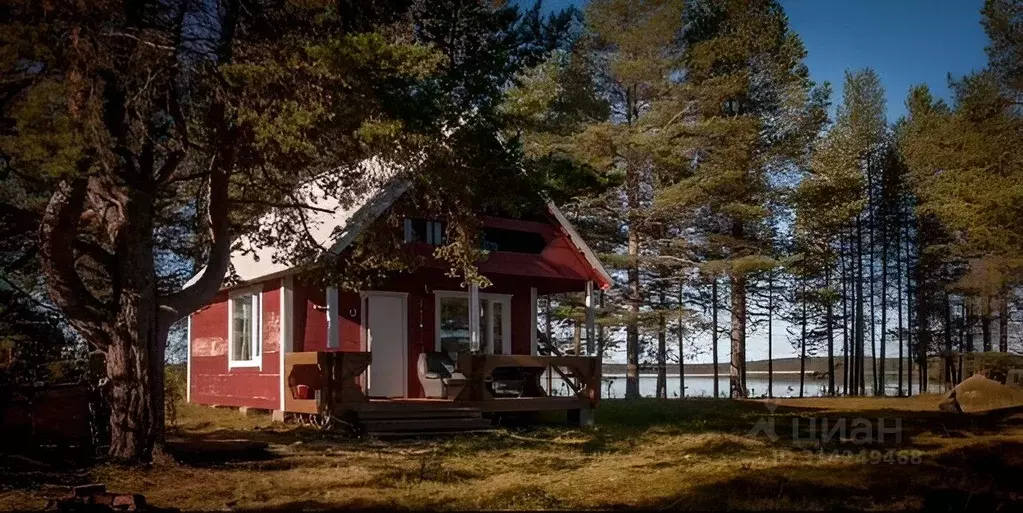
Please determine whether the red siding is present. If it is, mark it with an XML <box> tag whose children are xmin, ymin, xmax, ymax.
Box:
<box><xmin>189</xmin><ymin>280</ymin><xmax>281</xmax><ymax>410</ymax></box>
<box><xmin>339</xmin><ymin>292</ymin><xmax>361</xmax><ymax>352</ymax></box>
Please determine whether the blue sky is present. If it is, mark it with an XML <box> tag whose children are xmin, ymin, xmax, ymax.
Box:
<box><xmin>783</xmin><ymin>0</ymin><xmax>989</xmax><ymax>122</ymax></box>
<box><xmin>528</xmin><ymin>0</ymin><xmax>991</xmax><ymax>122</ymax></box>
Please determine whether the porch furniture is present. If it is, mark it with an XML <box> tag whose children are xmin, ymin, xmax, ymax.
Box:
<box><xmin>418</xmin><ymin>352</ymin><xmax>468</xmax><ymax>399</ymax></box>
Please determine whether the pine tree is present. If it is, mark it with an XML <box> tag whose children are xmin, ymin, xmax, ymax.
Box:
<box><xmin>658</xmin><ymin>0</ymin><xmax>826</xmax><ymax>398</ymax></box>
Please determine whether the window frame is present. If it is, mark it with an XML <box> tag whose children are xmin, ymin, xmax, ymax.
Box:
<box><xmin>433</xmin><ymin>290</ymin><xmax>512</xmax><ymax>355</ymax></box>
<box><xmin>404</xmin><ymin>217</ymin><xmax>445</xmax><ymax>246</ymax></box>
<box><xmin>227</xmin><ymin>285</ymin><xmax>263</xmax><ymax>370</ymax></box>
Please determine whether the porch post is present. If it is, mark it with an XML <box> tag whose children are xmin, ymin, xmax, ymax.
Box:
<box><xmin>469</xmin><ymin>283</ymin><xmax>481</xmax><ymax>353</ymax></box>
<box><xmin>530</xmin><ymin>287</ymin><xmax>538</xmax><ymax>356</ymax></box>
<box><xmin>326</xmin><ymin>286</ymin><xmax>339</xmax><ymax>349</ymax></box>
<box><xmin>585</xmin><ymin>280</ymin><xmax>595</xmax><ymax>356</ymax></box>
<box><xmin>278</xmin><ymin>276</ymin><xmax>294</xmax><ymax>417</ymax></box>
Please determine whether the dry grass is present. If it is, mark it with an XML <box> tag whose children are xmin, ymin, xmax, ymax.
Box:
<box><xmin>3</xmin><ymin>395</ymin><xmax>1022</xmax><ymax>511</ymax></box>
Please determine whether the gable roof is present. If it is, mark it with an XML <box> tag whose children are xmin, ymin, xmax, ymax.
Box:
<box><xmin>545</xmin><ymin>202</ymin><xmax>613</xmax><ymax>290</ymax></box>
<box><xmin>186</xmin><ymin>159</ymin><xmax>612</xmax><ymax>291</ymax></box>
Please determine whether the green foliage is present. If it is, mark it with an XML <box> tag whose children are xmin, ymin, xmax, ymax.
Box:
<box><xmin>900</xmin><ymin>71</ymin><xmax>1023</xmax><ymax>286</ymax></box>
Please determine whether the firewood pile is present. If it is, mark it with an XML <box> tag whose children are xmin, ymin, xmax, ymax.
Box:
<box><xmin>46</xmin><ymin>484</ymin><xmax>174</xmax><ymax>512</ymax></box>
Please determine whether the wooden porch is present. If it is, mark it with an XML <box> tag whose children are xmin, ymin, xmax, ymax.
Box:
<box><xmin>282</xmin><ymin>351</ymin><xmax>600</xmax><ymax>433</ymax></box>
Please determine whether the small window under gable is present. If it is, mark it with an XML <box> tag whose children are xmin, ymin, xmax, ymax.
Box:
<box><xmin>228</xmin><ymin>286</ymin><xmax>262</xmax><ymax>369</ymax></box>
<box><xmin>404</xmin><ymin>217</ymin><xmax>445</xmax><ymax>245</ymax></box>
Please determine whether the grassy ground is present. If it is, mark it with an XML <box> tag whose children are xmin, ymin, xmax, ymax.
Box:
<box><xmin>3</xmin><ymin>394</ymin><xmax>1022</xmax><ymax>511</ymax></box>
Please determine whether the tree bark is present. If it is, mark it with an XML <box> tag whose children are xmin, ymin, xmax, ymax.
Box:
<box><xmin>856</xmin><ymin>217</ymin><xmax>866</xmax><ymax>396</ymax></box>
<box><xmin>712</xmin><ymin>278</ymin><xmax>720</xmax><ymax>398</ymax></box>
<box><xmin>799</xmin><ymin>278</ymin><xmax>807</xmax><ymax>398</ymax></box>
<box><xmin>767</xmin><ymin>270</ymin><xmax>774</xmax><ymax>398</ymax></box>
<box><xmin>841</xmin><ymin>234</ymin><xmax>849</xmax><ymax>396</ymax></box>
<box><xmin>879</xmin><ymin>208</ymin><xmax>888</xmax><ymax>396</ymax></box>
<box><xmin>905</xmin><ymin>214</ymin><xmax>914</xmax><ymax>396</ymax></box>
<box><xmin>625</xmin><ymin>222</ymin><xmax>641</xmax><ymax>399</ymax></box>
<box><xmin>39</xmin><ymin>141</ymin><xmax>232</xmax><ymax>463</ymax></box>
<box><xmin>730</xmin><ymin>271</ymin><xmax>747</xmax><ymax>399</ymax></box>
<box><xmin>999</xmin><ymin>293</ymin><xmax>1009</xmax><ymax>352</ymax></box>
<box><xmin>896</xmin><ymin>217</ymin><xmax>904</xmax><ymax>397</ymax></box>
<box><xmin>826</xmin><ymin>267</ymin><xmax>835</xmax><ymax>396</ymax></box>
<box><xmin>656</xmin><ymin>311</ymin><xmax>667</xmax><ymax>399</ymax></box>
<box><xmin>678</xmin><ymin>283</ymin><xmax>685</xmax><ymax>398</ymax></box>
<box><xmin>943</xmin><ymin>293</ymin><xmax>955</xmax><ymax>391</ymax></box>
<box><xmin>982</xmin><ymin>296</ymin><xmax>992</xmax><ymax>352</ymax></box>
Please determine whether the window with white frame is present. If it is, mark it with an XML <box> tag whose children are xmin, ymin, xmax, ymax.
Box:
<box><xmin>404</xmin><ymin>218</ymin><xmax>445</xmax><ymax>245</ymax></box>
<box><xmin>228</xmin><ymin>287</ymin><xmax>261</xmax><ymax>368</ymax></box>
<box><xmin>435</xmin><ymin>291</ymin><xmax>511</xmax><ymax>356</ymax></box>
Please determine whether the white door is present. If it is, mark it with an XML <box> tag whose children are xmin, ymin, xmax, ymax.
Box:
<box><xmin>364</xmin><ymin>294</ymin><xmax>407</xmax><ymax>398</ymax></box>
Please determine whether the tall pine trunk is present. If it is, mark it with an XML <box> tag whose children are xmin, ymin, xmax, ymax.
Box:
<box><xmin>866</xmin><ymin>154</ymin><xmax>878</xmax><ymax>395</ymax></box>
<box><xmin>943</xmin><ymin>293</ymin><xmax>955</xmax><ymax>390</ymax></box>
<box><xmin>678</xmin><ymin>284</ymin><xmax>685</xmax><ymax>398</ymax></box>
<box><xmin>730</xmin><ymin>271</ymin><xmax>747</xmax><ymax>399</ymax></box>
<box><xmin>905</xmin><ymin>215</ymin><xmax>914</xmax><ymax>396</ymax></box>
<box><xmin>965</xmin><ymin>300</ymin><xmax>974</xmax><ymax>353</ymax></box>
<box><xmin>856</xmin><ymin>216</ymin><xmax>866</xmax><ymax>396</ymax></box>
<box><xmin>656</xmin><ymin>297</ymin><xmax>667</xmax><ymax>399</ymax></box>
<box><xmin>712</xmin><ymin>278</ymin><xmax>720</xmax><ymax>398</ymax></box>
<box><xmin>841</xmin><ymin>235</ymin><xmax>850</xmax><ymax>395</ymax></box>
<box><xmin>896</xmin><ymin>214</ymin><xmax>904</xmax><ymax>397</ymax></box>
<box><xmin>768</xmin><ymin>270</ymin><xmax>774</xmax><ymax>398</ymax></box>
<box><xmin>879</xmin><ymin>210</ymin><xmax>888</xmax><ymax>396</ymax></box>
<box><xmin>625</xmin><ymin>216</ymin><xmax>641</xmax><ymax>399</ymax></box>
<box><xmin>624</xmin><ymin>85</ymin><xmax>641</xmax><ymax>399</ymax></box>
<box><xmin>799</xmin><ymin>278</ymin><xmax>807</xmax><ymax>398</ymax></box>
<box><xmin>982</xmin><ymin>296</ymin><xmax>992</xmax><ymax>352</ymax></box>
<box><xmin>826</xmin><ymin>267</ymin><xmax>835</xmax><ymax>396</ymax></box>
<box><xmin>999</xmin><ymin>294</ymin><xmax>1009</xmax><ymax>352</ymax></box>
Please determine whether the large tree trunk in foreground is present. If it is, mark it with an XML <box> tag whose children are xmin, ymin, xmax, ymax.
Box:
<box><xmin>107</xmin><ymin>189</ymin><xmax>163</xmax><ymax>462</ymax></box>
<box><xmin>39</xmin><ymin>163</ymin><xmax>231</xmax><ymax>463</ymax></box>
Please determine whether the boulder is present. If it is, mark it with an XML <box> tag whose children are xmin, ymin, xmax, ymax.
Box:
<box><xmin>940</xmin><ymin>374</ymin><xmax>1023</xmax><ymax>413</ymax></box>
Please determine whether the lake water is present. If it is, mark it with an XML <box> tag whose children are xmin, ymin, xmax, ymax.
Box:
<box><xmin>544</xmin><ymin>372</ymin><xmax>944</xmax><ymax>398</ymax></box>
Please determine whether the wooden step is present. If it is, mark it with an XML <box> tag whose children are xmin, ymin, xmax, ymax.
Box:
<box><xmin>365</xmin><ymin>429</ymin><xmax>494</xmax><ymax>438</ymax></box>
<box><xmin>361</xmin><ymin>417</ymin><xmax>493</xmax><ymax>433</ymax></box>
<box><xmin>354</xmin><ymin>408</ymin><xmax>483</xmax><ymax>421</ymax></box>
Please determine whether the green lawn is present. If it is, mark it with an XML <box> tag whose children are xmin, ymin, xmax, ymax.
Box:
<box><xmin>3</xmin><ymin>394</ymin><xmax>1022</xmax><ymax>511</ymax></box>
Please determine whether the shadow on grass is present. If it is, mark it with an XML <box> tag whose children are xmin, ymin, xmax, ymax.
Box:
<box><xmin>630</xmin><ymin>438</ymin><xmax>1023</xmax><ymax>511</ymax></box>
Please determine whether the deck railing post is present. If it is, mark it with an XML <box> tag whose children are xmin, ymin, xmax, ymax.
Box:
<box><xmin>585</xmin><ymin>280</ymin><xmax>595</xmax><ymax>356</ymax></box>
<box><xmin>469</xmin><ymin>284</ymin><xmax>481</xmax><ymax>353</ymax></box>
<box><xmin>317</xmin><ymin>351</ymin><xmax>334</xmax><ymax>420</ymax></box>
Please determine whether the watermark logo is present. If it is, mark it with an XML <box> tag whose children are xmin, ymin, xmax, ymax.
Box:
<box><xmin>747</xmin><ymin>402</ymin><xmax>922</xmax><ymax>464</ymax></box>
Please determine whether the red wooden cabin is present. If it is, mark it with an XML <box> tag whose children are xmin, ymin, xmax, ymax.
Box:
<box><xmin>186</xmin><ymin>173</ymin><xmax>610</xmax><ymax>431</ymax></box>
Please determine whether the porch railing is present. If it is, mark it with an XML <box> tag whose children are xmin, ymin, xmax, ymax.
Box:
<box><xmin>282</xmin><ymin>351</ymin><xmax>371</xmax><ymax>415</ymax></box>
<box><xmin>282</xmin><ymin>351</ymin><xmax>600</xmax><ymax>414</ymax></box>
<box><xmin>454</xmin><ymin>354</ymin><xmax>601</xmax><ymax>408</ymax></box>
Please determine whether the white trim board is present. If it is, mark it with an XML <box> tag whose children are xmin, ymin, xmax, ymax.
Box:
<box><xmin>186</xmin><ymin>315</ymin><xmax>192</xmax><ymax>403</ymax></box>
<box><xmin>227</xmin><ymin>284</ymin><xmax>263</xmax><ymax>370</ymax></box>
<box><xmin>278</xmin><ymin>277</ymin><xmax>294</xmax><ymax>412</ymax></box>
